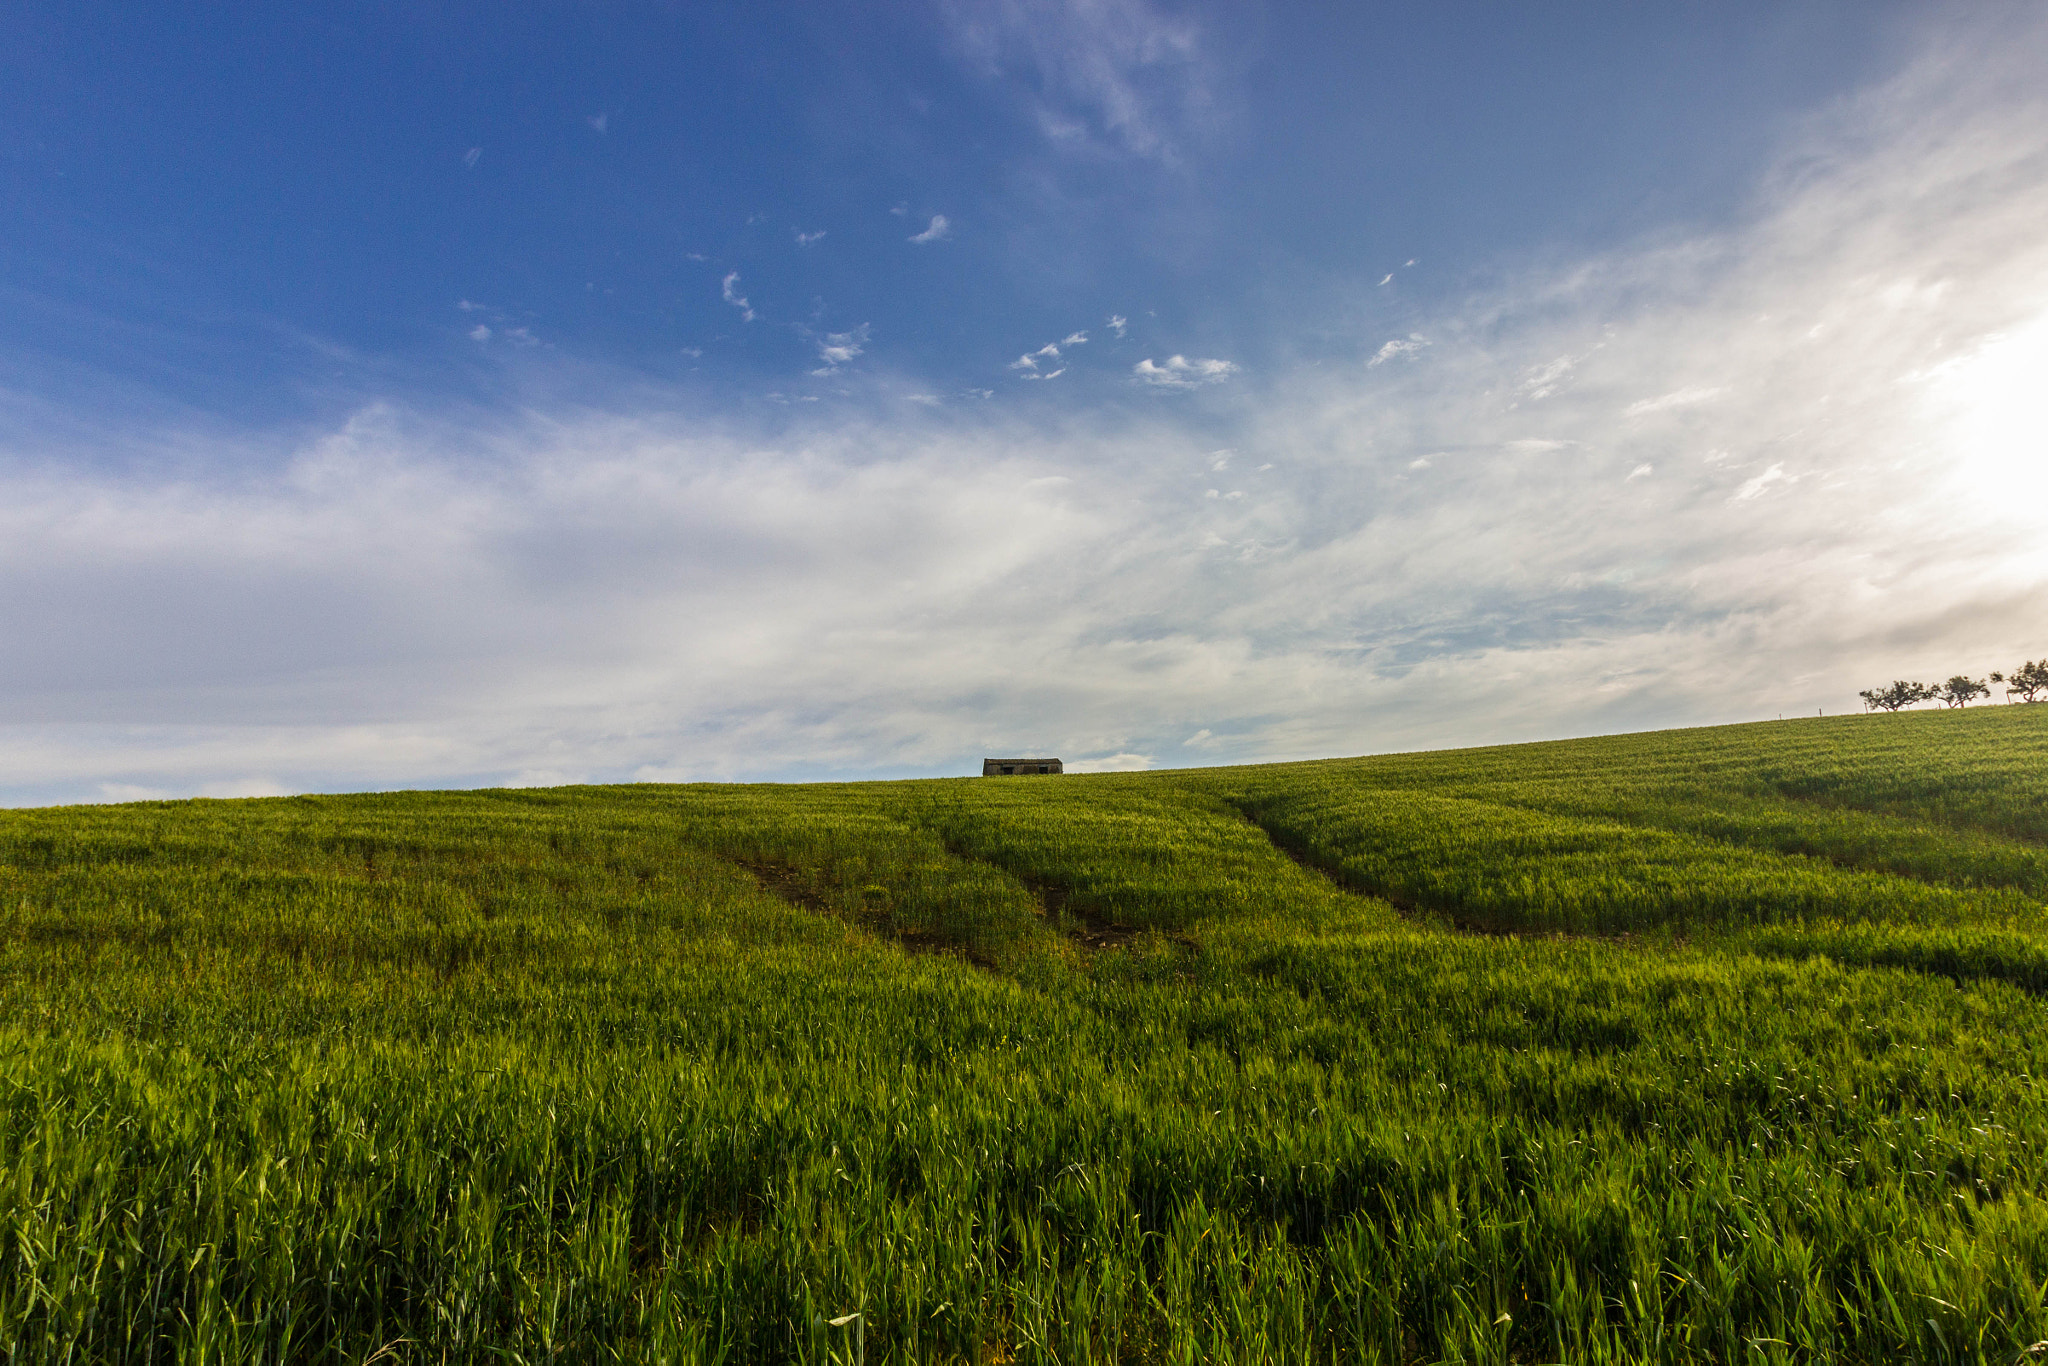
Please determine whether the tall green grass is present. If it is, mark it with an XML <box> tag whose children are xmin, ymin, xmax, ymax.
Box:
<box><xmin>3</xmin><ymin>706</ymin><xmax>2047</xmax><ymax>1362</ymax></box>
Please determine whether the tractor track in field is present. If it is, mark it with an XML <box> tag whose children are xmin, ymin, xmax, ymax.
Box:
<box><xmin>731</xmin><ymin>858</ymin><xmax>999</xmax><ymax>968</ymax></box>
<box><xmin>733</xmin><ymin>853</ymin><xmax>1187</xmax><ymax>966</ymax></box>
<box><xmin>1227</xmin><ymin>802</ymin><xmax>1638</xmax><ymax>943</ymax></box>
<box><xmin>731</xmin><ymin>858</ymin><xmax>830</xmax><ymax>915</ymax></box>
<box><xmin>1026</xmin><ymin>880</ymin><xmax>1190</xmax><ymax>953</ymax></box>
<box><xmin>920</xmin><ymin>830</ymin><xmax>1199</xmax><ymax>957</ymax></box>
<box><xmin>1220</xmin><ymin>801</ymin><xmax>1443</xmax><ymax>927</ymax></box>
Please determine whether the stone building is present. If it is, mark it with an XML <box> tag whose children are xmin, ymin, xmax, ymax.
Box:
<box><xmin>982</xmin><ymin>758</ymin><xmax>1063</xmax><ymax>776</ymax></box>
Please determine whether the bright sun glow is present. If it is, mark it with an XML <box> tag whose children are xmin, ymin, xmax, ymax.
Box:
<box><xmin>1928</xmin><ymin>307</ymin><xmax>2048</xmax><ymax>516</ymax></box>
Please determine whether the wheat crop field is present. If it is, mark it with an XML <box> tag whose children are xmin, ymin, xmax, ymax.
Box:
<box><xmin>5</xmin><ymin>706</ymin><xmax>2048</xmax><ymax>1364</ymax></box>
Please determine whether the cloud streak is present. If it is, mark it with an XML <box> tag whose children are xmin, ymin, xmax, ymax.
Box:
<box><xmin>1010</xmin><ymin>333</ymin><xmax>1089</xmax><ymax>375</ymax></box>
<box><xmin>1367</xmin><ymin>336</ymin><xmax>1426</xmax><ymax>368</ymax></box>
<box><xmin>811</xmin><ymin>324</ymin><xmax>871</xmax><ymax>370</ymax></box>
<box><xmin>720</xmin><ymin>272</ymin><xmax>755</xmax><ymax>321</ymax></box>
<box><xmin>943</xmin><ymin>0</ymin><xmax>1217</xmax><ymax>161</ymax></box>
<box><xmin>1132</xmin><ymin>354</ymin><xmax>1236</xmax><ymax>388</ymax></box>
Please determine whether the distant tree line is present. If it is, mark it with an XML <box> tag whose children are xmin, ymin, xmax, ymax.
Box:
<box><xmin>1860</xmin><ymin>658</ymin><xmax>2048</xmax><ymax>711</ymax></box>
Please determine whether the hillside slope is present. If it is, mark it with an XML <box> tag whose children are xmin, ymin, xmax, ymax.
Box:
<box><xmin>3</xmin><ymin>707</ymin><xmax>2047</xmax><ymax>1363</ymax></box>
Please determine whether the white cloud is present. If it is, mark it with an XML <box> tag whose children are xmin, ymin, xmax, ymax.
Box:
<box><xmin>1010</xmin><ymin>342</ymin><xmax>1065</xmax><ymax>371</ymax></box>
<box><xmin>1107</xmin><ymin>314</ymin><xmax>1128</xmax><ymax>337</ymax></box>
<box><xmin>1624</xmin><ymin>386</ymin><xmax>1727</xmax><ymax>417</ymax></box>
<box><xmin>1731</xmin><ymin>463</ymin><xmax>1793</xmax><ymax>501</ymax></box>
<box><xmin>1627</xmin><ymin>463</ymin><xmax>1654</xmax><ymax>480</ymax></box>
<box><xmin>587</xmin><ymin>113</ymin><xmax>608</xmax><ymax>133</ymax></box>
<box><xmin>795</xmin><ymin>229</ymin><xmax>827</xmax><ymax>246</ymax></box>
<box><xmin>1377</xmin><ymin>274</ymin><xmax>1393</xmax><ymax>287</ymax></box>
<box><xmin>508</xmin><ymin>769</ymin><xmax>583</xmax><ymax>789</ymax></box>
<box><xmin>458</xmin><ymin>302</ymin><xmax>534</xmax><ymax>346</ymax></box>
<box><xmin>721</xmin><ymin>272</ymin><xmax>755</xmax><ymax>322</ymax></box>
<box><xmin>909</xmin><ymin>214</ymin><xmax>951</xmax><ymax>244</ymax></box>
<box><xmin>1009</xmin><ymin>332</ymin><xmax>1088</xmax><ymax>375</ymax></box>
<box><xmin>464</xmin><ymin>147</ymin><xmax>482</xmax><ymax>169</ymax></box>
<box><xmin>1368</xmin><ymin>335</ymin><xmax>1427</xmax><ymax>367</ymax></box>
<box><xmin>1519</xmin><ymin>355</ymin><xmax>1576</xmax><ymax>400</ymax></box>
<box><xmin>813</xmin><ymin>325</ymin><xmax>871</xmax><ymax>368</ymax></box>
<box><xmin>1064</xmin><ymin>752</ymin><xmax>1154</xmax><ymax>773</ymax></box>
<box><xmin>1133</xmin><ymin>355</ymin><xmax>1237</xmax><ymax>388</ymax></box>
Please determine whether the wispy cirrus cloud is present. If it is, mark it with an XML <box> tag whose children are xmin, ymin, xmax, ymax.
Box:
<box><xmin>1010</xmin><ymin>331</ymin><xmax>1089</xmax><ymax>375</ymax></box>
<box><xmin>810</xmin><ymin>324</ymin><xmax>871</xmax><ymax>371</ymax></box>
<box><xmin>1731</xmin><ymin>463</ymin><xmax>1793</xmax><ymax>501</ymax></box>
<box><xmin>1624</xmin><ymin>386</ymin><xmax>1725</xmax><ymax>417</ymax></box>
<box><xmin>1367</xmin><ymin>335</ymin><xmax>1427</xmax><ymax>367</ymax></box>
<box><xmin>454</xmin><ymin>300</ymin><xmax>538</xmax><ymax>347</ymax></box>
<box><xmin>1133</xmin><ymin>354</ymin><xmax>1236</xmax><ymax>388</ymax></box>
<box><xmin>942</xmin><ymin>0</ymin><xmax>1220</xmax><ymax>161</ymax></box>
<box><xmin>909</xmin><ymin>214</ymin><xmax>951</xmax><ymax>244</ymax></box>
<box><xmin>720</xmin><ymin>272</ymin><xmax>755</xmax><ymax>321</ymax></box>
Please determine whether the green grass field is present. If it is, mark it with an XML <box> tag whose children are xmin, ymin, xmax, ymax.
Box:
<box><xmin>6</xmin><ymin>706</ymin><xmax>2048</xmax><ymax>1363</ymax></box>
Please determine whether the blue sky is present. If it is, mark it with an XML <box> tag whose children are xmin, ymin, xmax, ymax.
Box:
<box><xmin>3</xmin><ymin>2</ymin><xmax>2046</xmax><ymax>802</ymax></box>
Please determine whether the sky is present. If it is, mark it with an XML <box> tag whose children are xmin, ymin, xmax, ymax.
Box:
<box><xmin>3</xmin><ymin>1</ymin><xmax>2046</xmax><ymax>803</ymax></box>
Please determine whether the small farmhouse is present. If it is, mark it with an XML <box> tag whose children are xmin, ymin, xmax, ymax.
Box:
<box><xmin>983</xmin><ymin>758</ymin><xmax>1063</xmax><ymax>776</ymax></box>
